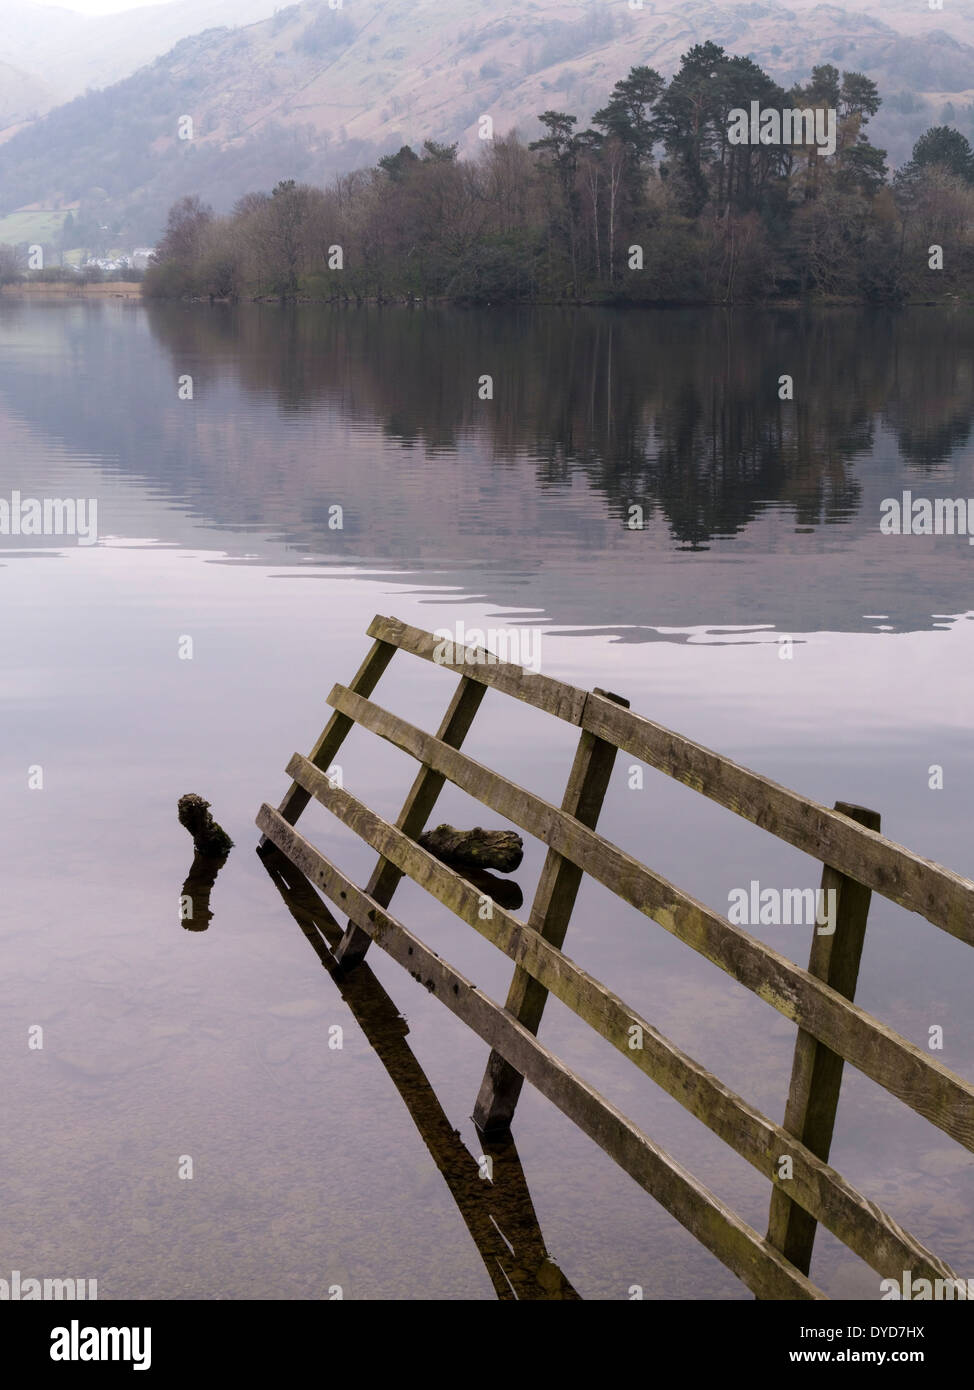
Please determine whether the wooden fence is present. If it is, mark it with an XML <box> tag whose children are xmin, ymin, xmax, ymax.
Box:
<box><xmin>260</xmin><ymin>842</ymin><xmax>579</xmax><ymax>1298</ymax></box>
<box><xmin>257</xmin><ymin>613</ymin><xmax>974</xmax><ymax>1299</ymax></box>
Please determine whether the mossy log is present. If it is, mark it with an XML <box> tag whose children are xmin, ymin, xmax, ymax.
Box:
<box><xmin>417</xmin><ymin>824</ymin><xmax>523</xmax><ymax>873</ymax></box>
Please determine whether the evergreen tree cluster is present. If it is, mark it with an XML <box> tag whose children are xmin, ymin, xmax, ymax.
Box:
<box><xmin>143</xmin><ymin>46</ymin><xmax>974</xmax><ymax>305</ymax></box>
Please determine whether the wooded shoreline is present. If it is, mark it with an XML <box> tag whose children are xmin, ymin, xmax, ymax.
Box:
<box><xmin>5</xmin><ymin>283</ymin><xmax>968</xmax><ymax>308</ymax></box>
<box><xmin>0</xmin><ymin>281</ymin><xmax>144</xmax><ymax>298</ymax></box>
<box><xmin>140</xmin><ymin>51</ymin><xmax>974</xmax><ymax>309</ymax></box>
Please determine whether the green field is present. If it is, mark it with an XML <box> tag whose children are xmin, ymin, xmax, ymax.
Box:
<box><xmin>0</xmin><ymin>209</ymin><xmax>69</xmax><ymax>244</ymax></box>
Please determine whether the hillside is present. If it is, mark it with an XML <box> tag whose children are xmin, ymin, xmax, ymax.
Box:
<box><xmin>2</xmin><ymin>0</ymin><xmax>973</xmax><ymax>245</ymax></box>
<box><xmin>0</xmin><ymin>59</ymin><xmax>52</xmax><ymax>136</ymax></box>
<box><xmin>0</xmin><ymin>4</ymin><xmax>86</xmax><ymax>91</ymax></box>
<box><xmin>0</xmin><ymin>0</ymin><xmax>283</xmax><ymax>103</ymax></box>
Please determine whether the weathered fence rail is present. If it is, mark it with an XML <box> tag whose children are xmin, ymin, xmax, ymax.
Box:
<box><xmin>257</xmin><ymin>613</ymin><xmax>973</xmax><ymax>1299</ymax></box>
<box><xmin>260</xmin><ymin>843</ymin><xmax>580</xmax><ymax>1299</ymax></box>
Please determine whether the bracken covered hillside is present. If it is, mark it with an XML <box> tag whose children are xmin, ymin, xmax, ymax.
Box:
<box><xmin>1</xmin><ymin>0</ymin><xmax>973</xmax><ymax>243</ymax></box>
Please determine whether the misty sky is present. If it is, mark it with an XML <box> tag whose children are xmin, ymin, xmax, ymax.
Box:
<box><xmin>29</xmin><ymin>0</ymin><xmax>163</xmax><ymax>13</ymax></box>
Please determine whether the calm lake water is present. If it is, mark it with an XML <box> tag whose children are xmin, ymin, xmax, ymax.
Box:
<box><xmin>1</xmin><ymin>300</ymin><xmax>972</xmax><ymax>1300</ymax></box>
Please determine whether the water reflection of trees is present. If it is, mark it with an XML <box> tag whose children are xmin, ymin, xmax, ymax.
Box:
<box><xmin>145</xmin><ymin>305</ymin><xmax>974</xmax><ymax>548</ymax></box>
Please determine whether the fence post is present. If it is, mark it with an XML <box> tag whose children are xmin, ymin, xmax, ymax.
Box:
<box><xmin>766</xmin><ymin>800</ymin><xmax>881</xmax><ymax>1276</ymax></box>
<box><xmin>263</xmin><ymin>637</ymin><xmax>396</xmax><ymax>840</ymax></box>
<box><xmin>336</xmin><ymin>674</ymin><xmax>485</xmax><ymax>967</ymax></box>
<box><xmin>472</xmin><ymin>689</ymin><xmax>628</xmax><ymax>1135</ymax></box>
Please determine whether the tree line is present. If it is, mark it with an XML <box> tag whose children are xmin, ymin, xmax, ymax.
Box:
<box><xmin>141</xmin><ymin>43</ymin><xmax>974</xmax><ymax>305</ymax></box>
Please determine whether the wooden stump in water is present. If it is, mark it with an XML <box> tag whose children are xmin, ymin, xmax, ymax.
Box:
<box><xmin>177</xmin><ymin>794</ymin><xmax>235</xmax><ymax>857</ymax></box>
<box><xmin>417</xmin><ymin>824</ymin><xmax>523</xmax><ymax>874</ymax></box>
<box><xmin>177</xmin><ymin>794</ymin><xmax>233</xmax><ymax>931</ymax></box>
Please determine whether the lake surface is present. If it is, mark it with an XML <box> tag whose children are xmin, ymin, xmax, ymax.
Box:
<box><xmin>1</xmin><ymin>300</ymin><xmax>972</xmax><ymax>1300</ymax></box>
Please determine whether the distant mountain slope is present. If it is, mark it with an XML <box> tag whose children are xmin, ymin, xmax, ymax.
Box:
<box><xmin>0</xmin><ymin>59</ymin><xmax>52</xmax><ymax>136</ymax></box>
<box><xmin>2</xmin><ymin>0</ymin><xmax>973</xmax><ymax>245</ymax></box>
<box><xmin>0</xmin><ymin>0</ymin><xmax>283</xmax><ymax>101</ymax></box>
<box><xmin>0</xmin><ymin>3</ymin><xmax>86</xmax><ymax>84</ymax></box>
<box><xmin>782</xmin><ymin>0</ymin><xmax>973</xmax><ymax>45</ymax></box>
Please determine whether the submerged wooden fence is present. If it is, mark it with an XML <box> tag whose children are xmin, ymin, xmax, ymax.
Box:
<box><xmin>260</xmin><ymin>842</ymin><xmax>579</xmax><ymax>1299</ymax></box>
<box><xmin>257</xmin><ymin>614</ymin><xmax>974</xmax><ymax>1299</ymax></box>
